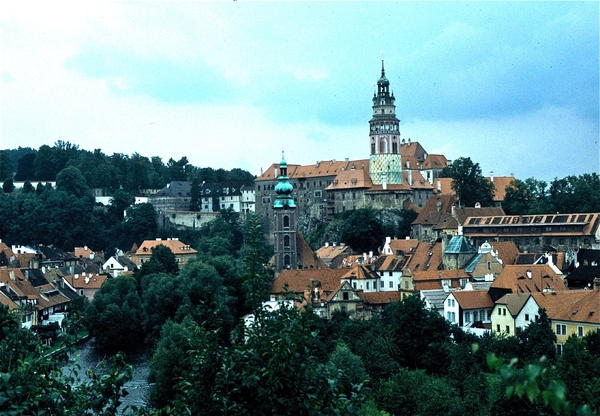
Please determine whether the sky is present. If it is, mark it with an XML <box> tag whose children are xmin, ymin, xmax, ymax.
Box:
<box><xmin>1</xmin><ymin>1</ymin><xmax>598</xmax><ymax>182</ymax></box>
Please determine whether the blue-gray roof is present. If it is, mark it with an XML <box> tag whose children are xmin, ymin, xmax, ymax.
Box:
<box><xmin>445</xmin><ymin>235</ymin><xmax>477</xmax><ymax>254</ymax></box>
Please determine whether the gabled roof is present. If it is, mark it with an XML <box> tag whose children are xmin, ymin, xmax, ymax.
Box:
<box><xmin>494</xmin><ymin>293</ymin><xmax>532</xmax><ymax>317</ymax></box>
<box><xmin>0</xmin><ymin>268</ymin><xmax>39</xmax><ymax>299</ymax></box>
<box><xmin>256</xmin><ymin>159</ymin><xmax>370</xmax><ymax>181</ymax></box>
<box><xmin>63</xmin><ymin>273</ymin><xmax>108</xmax><ymax>290</ymax></box>
<box><xmin>412</xmin><ymin>269</ymin><xmax>470</xmax><ymax>291</ymax></box>
<box><xmin>315</xmin><ymin>244</ymin><xmax>352</xmax><ymax>261</ymax></box>
<box><xmin>74</xmin><ymin>246</ymin><xmax>94</xmax><ymax>259</ymax></box>
<box><xmin>489</xmin><ymin>241</ymin><xmax>520</xmax><ymax>265</ymax></box>
<box><xmin>488</xmin><ymin>176</ymin><xmax>515</xmax><ymax>202</ymax></box>
<box><xmin>577</xmin><ymin>249</ymin><xmax>600</xmax><ymax>265</ymax></box>
<box><xmin>451</xmin><ymin>290</ymin><xmax>494</xmax><ymax>310</ymax></box>
<box><xmin>359</xmin><ymin>291</ymin><xmax>400</xmax><ymax>305</ymax></box>
<box><xmin>490</xmin><ymin>264</ymin><xmax>566</xmax><ymax>294</ymax></box>
<box><xmin>532</xmin><ymin>289</ymin><xmax>600</xmax><ymax>324</ymax></box>
<box><xmin>340</xmin><ymin>264</ymin><xmax>380</xmax><ymax>281</ymax></box>
<box><xmin>401</xmin><ymin>170</ymin><xmax>434</xmax><ymax>190</ymax></box>
<box><xmin>411</xmin><ymin>194</ymin><xmax>457</xmax><ymax>226</ymax></box>
<box><xmin>270</xmin><ymin>268</ymin><xmax>348</xmax><ymax>295</ymax></box>
<box><xmin>406</xmin><ymin>241</ymin><xmax>444</xmax><ymax>272</ymax></box>
<box><xmin>452</xmin><ymin>206</ymin><xmax>506</xmax><ymax>224</ymax></box>
<box><xmin>421</xmin><ymin>154</ymin><xmax>447</xmax><ymax>170</ymax></box>
<box><xmin>373</xmin><ymin>255</ymin><xmax>411</xmax><ymax>273</ymax></box>
<box><xmin>385</xmin><ymin>238</ymin><xmax>419</xmax><ymax>255</ymax></box>
<box><xmin>326</xmin><ymin>168</ymin><xmax>372</xmax><ymax>190</ymax></box>
<box><xmin>37</xmin><ymin>245</ymin><xmax>75</xmax><ymax>261</ymax></box>
<box><xmin>296</xmin><ymin>232</ymin><xmax>328</xmax><ymax>270</ymax></box>
<box><xmin>135</xmin><ymin>239</ymin><xmax>198</xmax><ymax>256</ymax></box>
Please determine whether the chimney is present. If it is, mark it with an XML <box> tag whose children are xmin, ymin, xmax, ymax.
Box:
<box><xmin>527</xmin><ymin>270</ymin><xmax>532</xmax><ymax>279</ymax></box>
<box><xmin>325</xmin><ymin>242</ymin><xmax>329</xmax><ymax>247</ymax></box>
<box><xmin>408</xmin><ymin>170</ymin><xmax>413</xmax><ymax>186</ymax></box>
<box><xmin>490</xmin><ymin>171</ymin><xmax>494</xmax><ymax>183</ymax></box>
<box><xmin>437</xmin><ymin>180</ymin><xmax>441</xmax><ymax>192</ymax></box>
<box><xmin>594</xmin><ymin>278</ymin><xmax>600</xmax><ymax>290</ymax></box>
<box><xmin>382</xmin><ymin>172</ymin><xmax>387</xmax><ymax>190</ymax></box>
<box><xmin>9</xmin><ymin>271</ymin><xmax>15</xmax><ymax>281</ymax></box>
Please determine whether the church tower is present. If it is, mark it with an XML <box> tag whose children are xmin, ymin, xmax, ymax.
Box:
<box><xmin>273</xmin><ymin>153</ymin><xmax>298</xmax><ymax>272</ymax></box>
<box><xmin>369</xmin><ymin>59</ymin><xmax>402</xmax><ymax>185</ymax></box>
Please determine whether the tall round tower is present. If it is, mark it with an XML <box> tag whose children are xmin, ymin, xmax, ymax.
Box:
<box><xmin>273</xmin><ymin>153</ymin><xmax>297</xmax><ymax>271</ymax></box>
<box><xmin>369</xmin><ymin>59</ymin><xmax>402</xmax><ymax>185</ymax></box>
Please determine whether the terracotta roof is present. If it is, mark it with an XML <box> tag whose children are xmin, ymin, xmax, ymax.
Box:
<box><xmin>452</xmin><ymin>206</ymin><xmax>505</xmax><ymax>225</ymax></box>
<box><xmin>0</xmin><ymin>268</ymin><xmax>39</xmax><ymax>299</ymax></box>
<box><xmin>35</xmin><ymin>284</ymin><xmax>70</xmax><ymax>310</ymax></box>
<box><xmin>315</xmin><ymin>244</ymin><xmax>352</xmax><ymax>260</ymax></box>
<box><xmin>400</xmin><ymin>141</ymin><xmax>427</xmax><ymax>159</ymax></box>
<box><xmin>63</xmin><ymin>273</ymin><xmax>108</xmax><ymax>290</ymax></box>
<box><xmin>532</xmin><ymin>289</ymin><xmax>600</xmax><ymax>324</ymax></box>
<box><xmin>74</xmin><ymin>247</ymin><xmax>94</xmax><ymax>259</ymax></box>
<box><xmin>387</xmin><ymin>238</ymin><xmax>419</xmax><ymax>254</ymax></box>
<box><xmin>0</xmin><ymin>290</ymin><xmax>18</xmax><ymax>309</ymax></box>
<box><xmin>490</xmin><ymin>264</ymin><xmax>566</xmax><ymax>294</ymax></box>
<box><xmin>494</xmin><ymin>293</ymin><xmax>532</xmax><ymax>317</ymax></box>
<box><xmin>373</xmin><ymin>255</ymin><xmax>411</xmax><ymax>272</ymax></box>
<box><xmin>135</xmin><ymin>239</ymin><xmax>198</xmax><ymax>256</ymax></box>
<box><xmin>413</xmin><ymin>269</ymin><xmax>470</xmax><ymax>291</ymax></box>
<box><xmin>489</xmin><ymin>241</ymin><xmax>520</xmax><ymax>265</ymax></box>
<box><xmin>270</xmin><ymin>268</ymin><xmax>348</xmax><ymax>295</ymax></box>
<box><xmin>256</xmin><ymin>159</ymin><xmax>370</xmax><ymax>181</ymax></box>
<box><xmin>412</xmin><ymin>194</ymin><xmax>457</xmax><ymax>225</ymax></box>
<box><xmin>340</xmin><ymin>264</ymin><xmax>379</xmax><ymax>281</ymax></box>
<box><xmin>402</xmin><ymin>170</ymin><xmax>434</xmax><ymax>190</ymax></box>
<box><xmin>434</xmin><ymin>178</ymin><xmax>454</xmax><ymax>195</ymax></box>
<box><xmin>296</xmin><ymin>232</ymin><xmax>328</xmax><ymax>270</ymax></box>
<box><xmin>326</xmin><ymin>168</ymin><xmax>372</xmax><ymax>190</ymax></box>
<box><xmin>452</xmin><ymin>289</ymin><xmax>494</xmax><ymax>309</ymax></box>
<box><xmin>488</xmin><ymin>176</ymin><xmax>515</xmax><ymax>202</ymax></box>
<box><xmin>359</xmin><ymin>291</ymin><xmax>401</xmax><ymax>305</ymax></box>
<box><xmin>406</xmin><ymin>241</ymin><xmax>444</xmax><ymax>272</ymax></box>
<box><xmin>421</xmin><ymin>154</ymin><xmax>448</xmax><ymax>170</ymax></box>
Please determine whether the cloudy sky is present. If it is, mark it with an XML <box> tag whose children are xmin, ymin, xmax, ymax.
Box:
<box><xmin>2</xmin><ymin>1</ymin><xmax>598</xmax><ymax>181</ymax></box>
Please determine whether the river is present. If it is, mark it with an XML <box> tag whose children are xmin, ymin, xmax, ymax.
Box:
<box><xmin>66</xmin><ymin>338</ymin><xmax>153</xmax><ymax>412</ymax></box>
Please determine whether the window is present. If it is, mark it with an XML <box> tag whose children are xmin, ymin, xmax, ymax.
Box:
<box><xmin>446</xmin><ymin>312</ymin><xmax>456</xmax><ymax>322</ymax></box>
<box><xmin>556</xmin><ymin>324</ymin><xmax>567</xmax><ymax>335</ymax></box>
<box><xmin>283</xmin><ymin>215</ymin><xmax>290</xmax><ymax>228</ymax></box>
<box><xmin>503</xmin><ymin>308</ymin><xmax>506</xmax><ymax>316</ymax></box>
<box><xmin>314</xmin><ymin>190</ymin><xmax>322</xmax><ymax>198</ymax></box>
<box><xmin>496</xmin><ymin>324</ymin><xmax>500</xmax><ymax>332</ymax></box>
<box><xmin>284</xmin><ymin>255</ymin><xmax>291</xmax><ymax>267</ymax></box>
<box><xmin>366</xmin><ymin>282</ymin><xmax>370</xmax><ymax>290</ymax></box>
<box><xmin>380</xmin><ymin>280</ymin><xmax>384</xmax><ymax>288</ymax></box>
<box><xmin>578</xmin><ymin>326</ymin><xmax>584</xmax><ymax>337</ymax></box>
<box><xmin>473</xmin><ymin>311</ymin><xmax>479</xmax><ymax>321</ymax></box>
<box><xmin>525</xmin><ymin>314</ymin><xmax>530</xmax><ymax>321</ymax></box>
<box><xmin>556</xmin><ymin>344</ymin><xmax>563</xmax><ymax>356</ymax></box>
<box><xmin>465</xmin><ymin>311</ymin><xmax>471</xmax><ymax>322</ymax></box>
<box><xmin>353</xmin><ymin>282</ymin><xmax>356</xmax><ymax>289</ymax></box>
<box><xmin>506</xmin><ymin>326</ymin><xmax>510</xmax><ymax>334</ymax></box>
<box><xmin>342</xmin><ymin>292</ymin><xmax>349</xmax><ymax>300</ymax></box>
<box><xmin>283</xmin><ymin>235</ymin><xmax>290</xmax><ymax>248</ymax></box>
<box><xmin>389</xmin><ymin>271</ymin><xmax>393</xmax><ymax>277</ymax></box>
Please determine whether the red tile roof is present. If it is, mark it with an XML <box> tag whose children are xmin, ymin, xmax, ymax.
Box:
<box><xmin>452</xmin><ymin>290</ymin><xmax>494</xmax><ymax>309</ymax></box>
<box><xmin>491</xmin><ymin>265</ymin><xmax>566</xmax><ymax>294</ymax></box>
<box><xmin>532</xmin><ymin>289</ymin><xmax>600</xmax><ymax>324</ymax></box>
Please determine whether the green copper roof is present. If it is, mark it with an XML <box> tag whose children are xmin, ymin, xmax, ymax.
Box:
<box><xmin>444</xmin><ymin>235</ymin><xmax>477</xmax><ymax>254</ymax></box>
<box><xmin>273</xmin><ymin>154</ymin><xmax>296</xmax><ymax>209</ymax></box>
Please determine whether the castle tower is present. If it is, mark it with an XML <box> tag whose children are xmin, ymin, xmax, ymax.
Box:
<box><xmin>273</xmin><ymin>153</ymin><xmax>298</xmax><ymax>271</ymax></box>
<box><xmin>369</xmin><ymin>59</ymin><xmax>402</xmax><ymax>185</ymax></box>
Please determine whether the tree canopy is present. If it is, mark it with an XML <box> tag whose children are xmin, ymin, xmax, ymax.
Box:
<box><xmin>440</xmin><ymin>156</ymin><xmax>495</xmax><ymax>207</ymax></box>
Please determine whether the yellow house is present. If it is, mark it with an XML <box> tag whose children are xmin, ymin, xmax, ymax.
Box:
<box><xmin>491</xmin><ymin>293</ymin><xmax>540</xmax><ymax>336</ymax></box>
<box><xmin>131</xmin><ymin>238</ymin><xmax>198</xmax><ymax>267</ymax></box>
<box><xmin>532</xmin><ymin>289</ymin><xmax>600</xmax><ymax>355</ymax></box>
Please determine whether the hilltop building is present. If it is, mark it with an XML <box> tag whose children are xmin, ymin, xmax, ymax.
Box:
<box><xmin>255</xmin><ymin>61</ymin><xmax>445</xmax><ymax>238</ymax></box>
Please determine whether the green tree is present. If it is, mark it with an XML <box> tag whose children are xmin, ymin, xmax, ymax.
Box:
<box><xmin>189</xmin><ymin>177</ymin><xmax>202</xmax><ymax>211</ymax></box>
<box><xmin>14</xmin><ymin>152</ymin><xmax>36</xmax><ymax>181</ymax></box>
<box><xmin>381</xmin><ymin>294</ymin><xmax>452</xmax><ymax>374</ymax></box>
<box><xmin>2</xmin><ymin>178</ymin><xmax>14</xmax><ymax>194</ymax></box>
<box><xmin>117</xmin><ymin>203</ymin><xmax>158</xmax><ymax>250</ymax></box>
<box><xmin>241</xmin><ymin>214</ymin><xmax>273</xmax><ymax>312</ymax></box>
<box><xmin>440</xmin><ymin>156</ymin><xmax>495</xmax><ymax>207</ymax></box>
<box><xmin>137</xmin><ymin>244</ymin><xmax>179</xmax><ymax>279</ymax></box>
<box><xmin>56</xmin><ymin>166</ymin><xmax>89</xmax><ymax>198</ymax></box>
<box><xmin>108</xmin><ymin>188</ymin><xmax>135</xmax><ymax>221</ymax></box>
<box><xmin>397</xmin><ymin>208</ymin><xmax>418</xmax><ymax>238</ymax></box>
<box><xmin>518</xmin><ymin>308</ymin><xmax>557</xmax><ymax>363</ymax></box>
<box><xmin>0</xmin><ymin>305</ymin><xmax>132</xmax><ymax>415</ymax></box>
<box><xmin>0</xmin><ymin>150</ymin><xmax>13</xmax><ymax>181</ymax></box>
<box><xmin>85</xmin><ymin>275</ymin><xmax>144</xmax><ymax>350</ymax></box>
<box><xmin>22</xmin><ymin>181</ymin><xmax>35</xmax><ymax>194</ymax></box>
<box><xmin>339</xmin><ymin>208</ymin><xmax>384</xmax><ymax>253</ymax></box>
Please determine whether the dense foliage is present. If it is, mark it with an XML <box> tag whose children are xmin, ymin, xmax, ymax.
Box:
<box><xmin>502</xmin><ymin>174</ymin><xmax>600</xmax><ymax>215</ymax></box>
<box><xmin>440</xmin><ymin>156</ymin><xmax>496</xmax><ymax>207</ymax></box>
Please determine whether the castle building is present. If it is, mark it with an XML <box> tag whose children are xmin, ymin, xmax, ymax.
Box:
<box><xmin>255</xmin><ymin>61</ymin><xmax>443</xmax><ymax>241</ymax></box>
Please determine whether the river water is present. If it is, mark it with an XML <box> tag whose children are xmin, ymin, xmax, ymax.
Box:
<box><xmin>66</xmin><ymin>338</ymin><xmax>153</xmax><ymax>412</ymax></box>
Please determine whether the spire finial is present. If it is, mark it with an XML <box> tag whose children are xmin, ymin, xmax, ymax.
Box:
<box><xmin>381</xmin><ymin>51</ymin><xmax>385</xmax><ymax>75</ymax></box>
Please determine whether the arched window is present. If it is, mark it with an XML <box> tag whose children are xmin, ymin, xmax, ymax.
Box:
<box><xmin>284</xmin><ymin>255</ymin><xmax>291</xmax><ymax>267</ymax></box>
<box><xmin>283</xmin><ymin>215</ymin><xmax>290</xmax><ymax>228</ymax></box>
<box><xmin>284</xmin><ymin>235</ymin><xmax>290</xmax><ymax>248</ymax></box>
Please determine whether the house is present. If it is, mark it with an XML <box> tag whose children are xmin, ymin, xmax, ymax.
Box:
<box><xmin>412</xmin><ymin>269</ymin><xmax>471</xmax><ymax>292</ymax></box>
<box><xmin>372</xmin><ymin>254</ymin><xmax>411</xmax><ymax>292</ymax></box>
<box><xmin>340</xmin><ymin>264</ymin><xmax>381</xmax><ymax>292</ymax></box>
<box><xmin>0</xmin><ymin>268</ymin><xmax>41</xmax><ymax>328</ymax></box>
<box><xmin>462</xmin><ymin>212</ymin><xmax>600</xmax><ymax>252</ymax></box>
<box><xmin>74</xmin><ymin>246</ymin><xmax>95</xmax><ymax>259</ymax></box>
<box><xmin>564</xmin><ymin>248</ymin><xmax>600</xmax><ymax>289</ymax></box>
<box><xmin>489</xmin><ymin>241</ymin><xmax>520</xmax><ymax>266</ymax></box>
<box><xmin>359</xmin><ymin>290</ymin><xmax>401</xmax><ymax>314</ymax></box>
<box><xmin>532</xmin><ymin>289</ymin><xmax>600</xmax><ymax>355</ymax></box>
<box><xmin>442</xmin><ymin>234</ymin><xmax>477</xmax><ymax>270</ymax></box>
<box><xmin>491</xmin><ymin>293</ymin><xmax>540</xmax><ymax>336</ymax></box>
<box><xmin>444</xmin><ymin>289</ymin><xmax>494</xmax><ymax>335</ymax></box>
<box><xmin>381</xmin><ymin>236</ymin><xmax>419</xmax><ymax>256</ymax></box>
<box><xmin>102</xmin><ymin>255</ymin><xmax>137</xmax><ymax>277</ymax></box>
<box><xmin>464</xmin><ymin>241</ymin><xmax>505</xmax><ymax>281</ymax></box>
<box><xmin>62</xmin><ymin>272</ymin><xmax>108</xmax><ymax>301</ymax></box>
<box><xmin>131</xmin><ymin>238</ymin><xmax>198</xmax><ymax>268</ymax></box>
<box><xmin>488</xmin><ymin>264</ymin><xmax>567</xmax><ymax>302</ymax></box>
<box><xmin>318</xmin><ymin>280</ymin><xmax>363</xmax><ymax>319</ymax></box>
<box><xmin>316</xmin><ymin>243</ymin><xmax>353</xmax><ymax>268</ymax></box>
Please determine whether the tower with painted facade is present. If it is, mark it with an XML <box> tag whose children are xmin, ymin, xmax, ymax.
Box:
<box><xmin>369</xmin><ymin>60</ymin><xmax>402</xmax><ymax>185</ymax></box>
<box><xmin>273</xmin><ymin>154</ymin><xmax>298</xmax><ymax>271</ymax></box>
